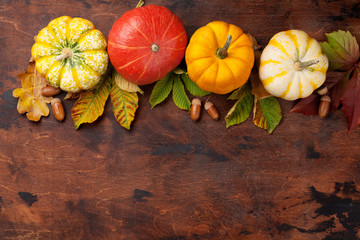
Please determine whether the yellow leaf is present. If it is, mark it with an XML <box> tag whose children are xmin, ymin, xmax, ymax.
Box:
<box><xmin>113</xmin><ymin>70</ymin><xmax>144</xmax><ymax>94</ymax></box>
<box><xmin>110</xmin><ymin>75</ymin><xmax>138</xmax><ymax>130</ymax></box>
<box><xmin>12</xmin><ymin>61</ymin><xmax>50</xmax><ymax>121</ymax></box>
<box><xmin>71</xmin><ymin>75</ymin><xmax>111</xmax><ymax>129</ymax></box>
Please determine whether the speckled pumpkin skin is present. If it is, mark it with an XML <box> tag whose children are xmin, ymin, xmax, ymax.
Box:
<box><xmin>31</xmin><ymin>16</ymin><xmax>108</xmax><ymax>93</ymax></box>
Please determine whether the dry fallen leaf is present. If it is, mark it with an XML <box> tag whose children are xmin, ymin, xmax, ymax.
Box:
<box><xmin>12</xmin><ymin>60</ymin><xmax>51</xmax><ymax>121</ymax></box>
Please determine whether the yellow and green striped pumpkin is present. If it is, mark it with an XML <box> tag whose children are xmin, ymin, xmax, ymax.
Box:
<box><xmin>259</xmin><ymin>30</ymin><xmax>328</xmax><ymax>100</ymax></box>
<box><xmin>31</xmin><ymin>16</ymin><xmax>108</xmax><ymax>93</ymax></box>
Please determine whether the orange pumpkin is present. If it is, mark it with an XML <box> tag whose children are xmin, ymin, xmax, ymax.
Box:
<box><xmin>185</xmin><ymin>21</ymin><xmax>254</xmax><ymax>94</ymax></box>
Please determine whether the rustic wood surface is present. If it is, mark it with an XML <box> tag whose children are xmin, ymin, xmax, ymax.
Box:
<box><xmin>1</xmin><ymin>0</ymin><xmax>360</xmax><ymax>239</ymax></box>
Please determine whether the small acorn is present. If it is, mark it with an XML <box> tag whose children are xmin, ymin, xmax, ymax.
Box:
<box><xmin>205</xmin><ymin>101</ymin><xmax>219</xmax><ymax>120</ymax></box>
<box><xmin>190</xmin><ymin>98</ymin><xmax>201</xmax><ymax>121</ymax></box>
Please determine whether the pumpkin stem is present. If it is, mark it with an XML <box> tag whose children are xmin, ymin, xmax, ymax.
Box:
<box><xmin>135</xmin><ymin>0</ymin><xmax>144</xmax><ymax>8</ymax></box>
<box><xmin>56</xmin><ymin>48</ymin><xmax>73</xmax><ymax>61</ymax></box>
<box><xmin>151</xmin><ymin>43</ymin><xmax>159</xmax><ymax>53</ymax></box>
<box><xmin>293</xmin><ymin>59</ymin><xmax>319</xmax><ymax>71</ymax></box>
<box><xmin>216</xmin><ymin>35</ymin><xmax>232</xmax><ymax>59</ymax></box>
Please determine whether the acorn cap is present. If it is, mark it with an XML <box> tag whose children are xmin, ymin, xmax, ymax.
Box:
<box><xmin>51</xmin><ymin>98</ymin><xmax>62</xmax><ymax>105</ymax></box>
<box><xmin>204</xmin><ymin>101</ymin><xmax>214</xmax><ymax>110</ymax></box>
<box><xmin>320</xmin><ymin>95</ymin><xmax>331</xmax><ymax>102</ymax></box>
<box><xmin>191</xmin><ymin>98</ymin><xmax>201</xmax><ymax>106</ymax></box>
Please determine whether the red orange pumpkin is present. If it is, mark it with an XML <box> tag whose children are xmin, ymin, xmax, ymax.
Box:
<box><xmin>108</xmin><ymin>5</ymin><xmax>187</xmax><ymax>85</ymax></box>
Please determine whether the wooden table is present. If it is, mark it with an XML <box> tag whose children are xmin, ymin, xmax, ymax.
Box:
<box><xmin>1</xmin><ymin>0</ymin><xmax>360</xmax><ymax>239</ymax></box>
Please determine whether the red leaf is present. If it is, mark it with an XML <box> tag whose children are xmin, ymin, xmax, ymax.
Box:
<box><xmin>324</xmin><ymin>71</ymin><xmax>351</xmax><ymax>112</ymax></box>
<box><xmin>341</xmin><ymin>67</ymin><xmax>360</xmax><ymax>133</ymax></box>
<box><xmin>289</xmin><ymin>93</ymin><xmax>319</xmax><ymax>115</ymax></box>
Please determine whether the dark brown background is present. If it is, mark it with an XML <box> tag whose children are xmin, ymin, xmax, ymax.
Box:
<box><xmin>1</xmin><ymin>0</ymin><xmax>360</xmax><ymax>239</ymax></box>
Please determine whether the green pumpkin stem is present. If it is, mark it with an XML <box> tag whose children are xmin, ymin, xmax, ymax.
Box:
<box><xmin>135</xmin><ymin>0</ymin><xmax>144</xmax><ymax>8</ymax></box>
<box><xmin>217</xmin><ymin>35</ymin><xmax>232</xmax><ymax>59</ymax></box>
<box><xmin>293</xmin><ymin>59</ymin><xmax>319</xmax><ymax>71</ymax></box>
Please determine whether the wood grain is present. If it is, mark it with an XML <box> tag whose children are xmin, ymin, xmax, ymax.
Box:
<box><xmin>1</xmin><ymin>0</ymin><xmax>360</xmax><ymax>239</ymax></box>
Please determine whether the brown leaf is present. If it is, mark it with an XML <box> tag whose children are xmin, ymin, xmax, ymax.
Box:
<box><xmin>250</xmin><ymin>49</ymin><xmax>272</xmax><ymax>100</ymax></box>
<box><xmin>289</xmin><ymin>93</ymin><xmax>320</xmax><ymax>115</ymax></box>
<box><xmin>290</xmin><ymin>71</ymin><xmax>351</xmax><ymax>115</ymax></box>
<box><xmin>325</xmin><ymin>71</ymin><xmax>351</xmax><ymax>112</ymax></box>
<box><xmin>341</xmin><ymin>67</ymin><xmax>360</xmax><ymax>133</ymax></box>
<box><xmin>64</xmin><ymin>91</ymin><xmax>83</xmax><ymax>100</ymax></box>
<box><xmin>12</xmin><ymin>61</ymin><xmax>50</xmax><ymax>121</ymax></box>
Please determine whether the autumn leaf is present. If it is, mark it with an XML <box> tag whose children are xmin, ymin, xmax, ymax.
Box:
<box><xmin>225</xmin><ymin>91</ymin><xmax>254</xmax><ymax>128</ymax></box>
<box><xmin>12</xmin><ymin>61</ymin><xmax>51</xmax><ymax>121</ymax></box>
<box><xmin>253</xmin><ymin>97</ymin><xmax>282</xmax><ymax>133</ymax></box>
<box><xmin>228</xmin><ymin>82</ymin><xmax>252</xmax><ymax>100</ymax></box>
<box><xmin>110</xmin><ymin>80</ymin><xmax>138</xmax><ymax>130</ymax></box>
<box><xmin>71</xmin><ymin>75</ymin><xmax>111</xmax><ymax>129</ymax></box>
<box><xmin>289</xmin><ymin>93</ymin><xmax>319</xmax><ymax>115</ymax></box>
<box><xmin>64</xmin><ymin>91</ymin><xmax>83</xmax><ymax>100</ymax></box>
<box><xmin>113</xmin><ymin>70</ymin><xmax>144</xmax><ymax>94</ymax></box>
<box><xmin>250</xmin><ymin>71</ymin><xmax>272</xmax><ymax>100</ymax></box>
<box><xmin>325</xmin><ymin>71</ymin><xmax>351</xmax><ymax>112</ymax></box>
<box><xmin>172</xmin><ymin>74</ymin><xmax>190</xmax><ymax>111</ymax></box>
<box><xmin>149</xmin><ymin>72</ymin><xmax>174</xmax><ymax>109</ymax></box>
<box><xmin>341</xmin><ymin>67</ymin><xmax>360</xmax><ymax>133</ymax></box>
<box><xmin>181</xmin><ymin>73</ymin><xmax>211</xmax><ymax>97</ymax></box>
<box><xmin>321</xmin><ymin>30</ymin><xmax>360</xmax><ymax>71</ymax></box>
<box><xmin>290</xmin><ymin>71</ymin><xmax>350</xmax><ymax>115</ymax></box>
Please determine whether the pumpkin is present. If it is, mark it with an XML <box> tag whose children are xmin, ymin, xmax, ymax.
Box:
<box><xmin>185</xmin><ymin>21</ymin><xmax>254</xmax><ymax>94</ymax></box>
<box><xmin>31</xmin><ymin>16</ymin><xmax>108</xmax><ymax>93</ymax></box>
<box><xmin>259</xmin><ymin>30</ymin><xmax>329</xmax><ymax>100</ymax></box>
<box><xmin>108</xmin><ymin>5</ymin><xmax>187</xmax><ymax>85</ymax></box>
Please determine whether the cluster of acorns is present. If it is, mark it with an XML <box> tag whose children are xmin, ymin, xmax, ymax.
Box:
<box><xmin>190</xmin><ymin>99</ymin><xmax>219</xmax><ymax>121</ymax></box>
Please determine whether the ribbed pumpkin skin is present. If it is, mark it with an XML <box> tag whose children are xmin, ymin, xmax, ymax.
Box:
<box><xmin>108</xmin><ymin>5</ymin><xmax>187</xmax><ymax>85</ymax></box>
<box><xmin>185</xmin><ymin>21</ymin><xmax>254</xmax><ymax>94</ymax></box>
<box><xmin>259</xmin><ymin>30</ymin><xmax>329</xmax><ymax>100</ymax></box>
<box><xmin>31</xmin><ymin>16</ymin><xmax>109</xmax><ymax>93</ymax></box>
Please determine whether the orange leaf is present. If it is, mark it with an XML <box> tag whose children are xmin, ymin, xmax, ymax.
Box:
<box><xmin>12</xmin><ymin>61</ymin><xmax>50</xmax><ymax>121</ymax></box>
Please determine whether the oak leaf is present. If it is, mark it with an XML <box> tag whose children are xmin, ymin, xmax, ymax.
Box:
<box><xmin>12</xmin><ymin>61</ymin><xmax>51</xmax><ymax>121</ymax></box>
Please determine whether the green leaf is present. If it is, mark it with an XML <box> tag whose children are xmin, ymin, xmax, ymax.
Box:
<box><xmin>71</xmin><ymin>75</ymin><xmax>111</xmax><ymax>129</ymax></box>
<box><xmin>253</xmin><ymin>97</ymin><xmax>282</xmax><ymax>133</ymax></box>
<box><xmin>228</xmin><ymin>82</ymin><xmax>251</xmax><ymax>100</ymax></box>
<box><xmin>225</xmin><ymin>92</ymin><xmax>254</xmax><ymax>128</ymax></box>
<box><xmin>149</xmin><ymin>72</ymin><xmax>174</xmax><ymax>109</ymax></box>
<box><xmin>320</xmin><ymin>30</ymin><xmax>360</xmax><ymax>71</ymax></box>
<box><xmin>110</xmin><ymin>78</ymin><xmax>138</xmax><ymax>130</ymax></box>
<box><xmin>113</xmin><ymin>70</ymin><xmax>143</xmax><ymax>94</ymax></box>
<box><xmin>172</xmin><ymin>75</ymin><xmax>191</xmax><ymax>111</ymax></box>
<box><xmin>181</xmin><ymin>73</ymin><xmax>211</xmax><ymax>97</ymax></box>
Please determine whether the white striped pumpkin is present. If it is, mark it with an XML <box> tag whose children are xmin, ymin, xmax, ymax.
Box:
<box><xmin>259</xmin><ymin>30</ymin><xmax>328</xmax><ymax>100</ymax></box>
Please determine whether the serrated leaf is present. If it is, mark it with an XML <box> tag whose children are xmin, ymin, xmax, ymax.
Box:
<box><xmin>320</xmin><ymin>30</ymin><xmax>360</xmax><ymax>71</ymax></box>
<box><xmin>228</xmin><ymin>82</ymin><xmax>251</xmax><ymax>100</ymax></box>
<box><xmin>341</xmin><ymin>67</ymin><xmax>360</xmax><ymax>134</ymax></box>
<box><xmin>225</xmin><ymin>92</ymin><xmax>254</xmax><ymax>128</ymax></box>
<box><xmin>110</xmin><ymin>80</ymin><xmax>138</xmax><ymax>130</ymax></box>
<box><xmin>181</xmin><ymin>73</ymin><xmax>211</xmax><ymax>97</ymax></box>
<box><xmin>253</xmin><ymin>97</ymin><xmax>282</xmax><ymax>133</ymax></box>
<box><xmin>113</xmin><ymin>70</ymin><xmax>143</xmax><ymax>94</ymax></box>
<box><xmin>71</xmin><ymin>75</ymin><xmax>111</xmax><ymax>129</ymax></box>
<box><xmin>172</xmin><ymin>75</ymin><xmax>190</xmax><ymax>111</ymax></box>
<box><xmin>12</xmin><ymin>61</ymin><xmax>50</xmax><ymax>121</ymax></box>
<box><xmin>149</xmin><ymin>72</ymin><xmax>174</xmax><ymax>109</ymax></box>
